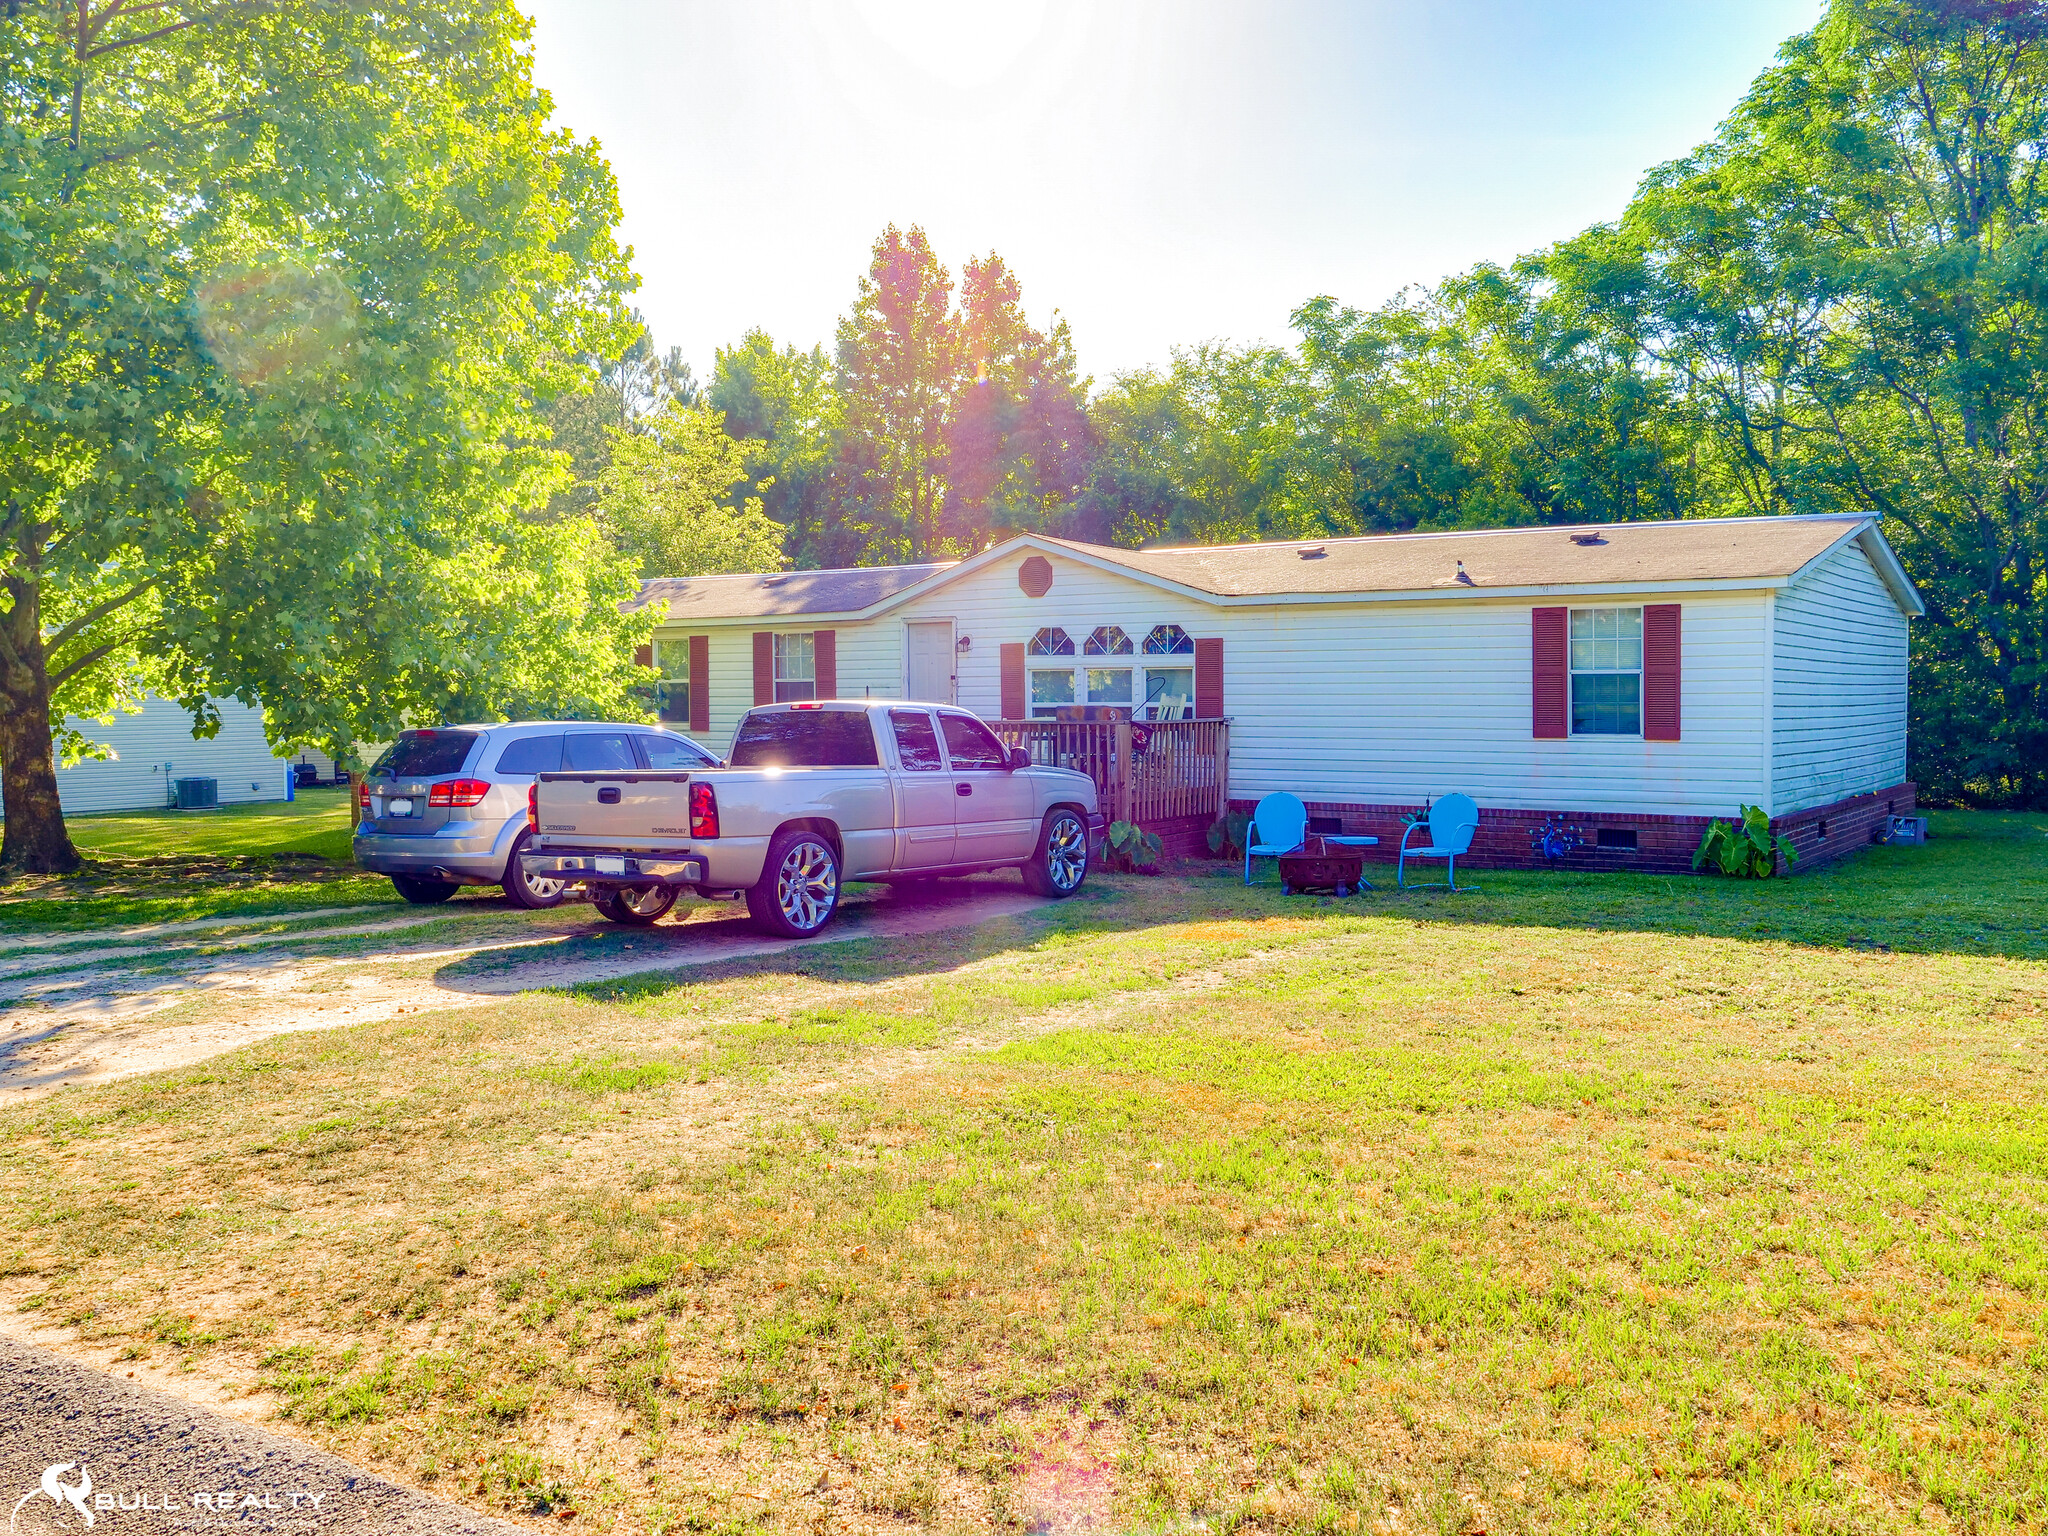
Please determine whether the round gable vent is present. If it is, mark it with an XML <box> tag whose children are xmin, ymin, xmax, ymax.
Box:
<box><xmin>1018</xmin><ymin>555</ymin><xmax>1053</xmax><ymax>598</ymax></box>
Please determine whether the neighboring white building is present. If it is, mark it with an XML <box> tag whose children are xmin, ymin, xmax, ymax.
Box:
<box><xmin>631</xmin><ymin>514</ymin><xmax>1922</xmax><ymax>872</ymax></box>
<box><xmin>43</xmin><ymin>694</ymin><xmax>300</xmax><ymax>816</ymax></box>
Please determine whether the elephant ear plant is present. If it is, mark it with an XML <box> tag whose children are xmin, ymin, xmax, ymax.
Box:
<box><xmin>1206</xmin><ymin>811</ymin><xmax>1252</xmax><ymax>861</ymax></box>
<box><xmin>1693</xmin><ymin>805</ymin><xmax>1798</xmax><ymax>878</ymax></box>
<box><xmin>1106</xmin><ymin>820</ymin><xmax>1165</xmax><ymax>874</ymax></box>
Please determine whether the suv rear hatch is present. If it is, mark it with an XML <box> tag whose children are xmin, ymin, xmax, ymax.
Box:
<box><xmin>365</xmin><ymin>729</ymin><xmax>483</xmax><ymax>836</ymax></box>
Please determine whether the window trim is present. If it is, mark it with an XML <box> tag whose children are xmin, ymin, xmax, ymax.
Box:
<box><xmin>1143</xmin><ymin>623</ymin><xmax>1194</xmax><ymax>657</ymax></box>
<box><xmin>1568</xmin><ymin>605</ymin><xmax>1645</xmax><ymax>739</ymax></box>
<box><xmin>1025</xmin><ymin>624</ymin><xmax>1199</xmax><ymax>720</ymax></box>
<box><xmin>773</xmin><ymin>631</ymin><xmax>816</xmax><ymax>704</ymax></box>
<box><xmin>651</xmin><ymin>636</ymin><xmax>691</xmax><ymax>724</ymax></box>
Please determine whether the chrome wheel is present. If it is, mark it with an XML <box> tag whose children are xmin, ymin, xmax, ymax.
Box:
<box><xmin>775</xmin><ymin>839</ymin><xmax>838</xmax><ymax>932</ymax></box>
<box><xmin>1045</xmin><ymin>813</ymin><xmax>1088</xmax><ymax>892</ymax></box>
<box><xmin>616</xmin><ymin>884</ymin><xmax>668</xmax><ymax>917</ymax></box>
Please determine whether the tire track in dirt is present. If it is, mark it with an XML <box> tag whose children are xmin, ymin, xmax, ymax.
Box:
<box><xmin>0</xmin><ymin>885</ymin><xmax>1051</xmax><ymax>1099</ymax></box>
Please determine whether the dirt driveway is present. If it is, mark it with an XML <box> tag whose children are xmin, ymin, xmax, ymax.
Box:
<box><xmin>0</xmin><ymin>879</ymin><xmax>1048</xmax><ymax>1099</ymax></box>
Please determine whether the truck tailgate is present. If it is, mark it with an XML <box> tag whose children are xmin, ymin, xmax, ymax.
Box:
<box><xmin>534</xmin><ymin>772</ymin><xmax>695</xmax><ymax>849</ymax></box>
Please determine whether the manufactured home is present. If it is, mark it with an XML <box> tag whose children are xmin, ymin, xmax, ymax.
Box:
<box><xmin>630</xmin><ymin>515</ymin><xmax>1921</xmax><ymax>872</ymax></box>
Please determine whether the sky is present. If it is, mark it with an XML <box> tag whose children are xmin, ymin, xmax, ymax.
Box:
<box><xmin>523</xmin><ymin>0</ymin><xmax>1825</xmax><ymax>385</ymax></box>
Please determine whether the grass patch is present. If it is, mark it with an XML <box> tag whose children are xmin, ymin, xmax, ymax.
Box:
<box><xmin>0</xmin><ymin>787</ymin><xmax>400</xmax><ymax>933</ymax></box>
<box><xmin>64</xmin><ymin>786</ymin><xmax>358</xmax><ymax>863</ymax></box>
<box><xmin>2</xmin><ymin>813</ymin><xmax>2045</xmax><ymax>1530</ymax></box>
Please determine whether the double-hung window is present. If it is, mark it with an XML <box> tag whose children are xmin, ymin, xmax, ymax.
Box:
<box><xmin>652</xmin><ymin>638</ymin><xmax>690</xmax><ymax>723</ymax></box>
<box><xmin>773</xmin><ymin>633</ymin><xmax>816</xmax><ymax>703</ymax></box>
<box><xmin>1570</xmin><ymin>608</ymin><xmax>1642</xmax><ymax>736</ymax></box>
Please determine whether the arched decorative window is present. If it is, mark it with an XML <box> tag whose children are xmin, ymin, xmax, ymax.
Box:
<box><xmin>1083</xmin><ymin>625</ymin><xmax>1134</xmax><ymax>656</ymax></box>
<box><xmin>1143</xmin><ymin>623</ymin><xmax>1193</xmax><ymax>656</ymax></box>
<box><xmin>1027</xmin><ymin>627</ymin><xmax>1075</xmax><ymax>657</ymax></box>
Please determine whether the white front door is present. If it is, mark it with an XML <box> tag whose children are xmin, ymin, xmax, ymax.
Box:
<box><xmin>906</xmin><ymin>621</ymin><xmax>954</xmax><ymax>703</ymax></box>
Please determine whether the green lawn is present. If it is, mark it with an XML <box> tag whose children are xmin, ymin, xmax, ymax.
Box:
<box><xmin>0</xmin><ymin>786</ymin><xmax>398</xmax><ymax>932</ymax></box>
<box><xmin>64</xmin><ymin>784</ymin><xmax>359</xmax><ymax>862</ymax></box>
<box><xmin>2</xmin><ymin>813</ymin><xmax>2046</xmax><ymax>1533</ymax></box>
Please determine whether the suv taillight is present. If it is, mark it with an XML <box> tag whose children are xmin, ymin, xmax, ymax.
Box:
<box><xmin>357</xmin><ymin>781</ymin><xmax>370</xmax><ymax>813</ymax></box>
<box><xmin>428</xmin><ymin>778</ymin><xmax>490</xmax><ymax>808</ymax></box>
<box><xmin>689</xmin><ymin>781</ymin><xmax>719</xmax><ymax>839</ymax></box>
<box><xmin>527</xmin><ymin>783</ymin><xmax>537</xmax><ymax>832</ymax></box>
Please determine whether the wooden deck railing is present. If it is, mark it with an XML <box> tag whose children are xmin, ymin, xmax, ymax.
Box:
<box><xmin>986</xmin><ymin>718</ymin><xmax>1230</xmax><ymax>826</ymax></box>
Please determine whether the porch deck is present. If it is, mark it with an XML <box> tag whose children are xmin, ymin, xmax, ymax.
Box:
<box><xmin>987</xmin><ymin>718</ymin><xmax>1230</xmax><ymax>826</ymax></box>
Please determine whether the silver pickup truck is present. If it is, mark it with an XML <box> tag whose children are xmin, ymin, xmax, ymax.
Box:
<box><xmin>521</xmin><ymin>701</ymin><xmax>1103</xmax><ymax>937</ymax></box>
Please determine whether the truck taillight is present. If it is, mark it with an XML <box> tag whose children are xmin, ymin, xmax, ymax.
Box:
<box><xmin>527</xmin><ymin>783</ymin><xmax>537</xmax><ymax>832</ymax></box>
<box><xmin>428</xmin><ymin>778</ymin><xmax>490</xmax><ymax>808</ymax></box>
<box><xmin>689</xmin><ymin>781</ymin><xmax>719</xmax><ymax>839</ymax></box>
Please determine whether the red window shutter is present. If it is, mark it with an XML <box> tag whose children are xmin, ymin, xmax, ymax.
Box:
<box><xmin>814</xmin><ymin>629</ymin><xmax>836</xmax><ymax>699</ymax></box>
<box><xmin>1532</xmin><ymin>607</ymin><xmax>1568</xmax><ymax>739</ymax></box>
<box><xmin>688</xmin><ymin>635</ymin><xmax>709</xmax><ymax>735</ymax></box>
<box><xmin>1194</xmin><ymin>637</ymin><xmax>1224</xmax><ymax>718</ymax></box>
<box><xmin>752</xmin><ymin>632</ymin><xmax>773</xmax><ymax>706</ymax></box>
<box><xmin>634</xmin><ymin>643</ymin><xmax>653</xmax><ymax>668</ymax></box>
<box><xmin>1643</xmin><ymin>603</ymin><xmax>1681</xmax><ymax>741</ymax></box>
<box><xmin>999</xmin><ymin>643</ymin><xmax>1026</xmax><ymax>720</ymax></box>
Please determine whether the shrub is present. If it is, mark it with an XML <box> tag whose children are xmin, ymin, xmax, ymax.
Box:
<box><xmin>1693</xmin><ymin>804</ymin><xmax>1797</xmax><ymax>878</ymax></box>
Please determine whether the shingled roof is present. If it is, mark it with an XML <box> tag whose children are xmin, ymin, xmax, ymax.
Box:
<box><xmin>630</xmin><ymin>562</ymin><xmax>955</xmax><ymax>619</ymax></box>
<box><xmin>632</xmin><ymin>516</ymin><xmax>1919</xmax><ymax>619</ymax></box>
<box><xmin>1036</xmin><ymin>517</ymin><xmax>1879</xmax><ymax>597</ymax></box>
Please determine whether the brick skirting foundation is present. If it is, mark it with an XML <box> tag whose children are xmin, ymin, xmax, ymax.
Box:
<box><xmin>1219</xmin><ymin>783</ymin><xmax>1915</xmax><ymax>876</ymax></box>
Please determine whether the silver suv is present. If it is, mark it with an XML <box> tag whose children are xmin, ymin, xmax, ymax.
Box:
<box><xmin>353</xmin><ymin>721</ymin><xmax>720</xmax><ymax>907</ymax></box>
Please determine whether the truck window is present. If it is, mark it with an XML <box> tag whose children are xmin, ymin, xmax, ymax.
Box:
<box><xmin>638</xmin><ymin>732</ymin><xmax>714</xmax><ymax>769</ymax></box>
<box><xmin>492</xmin><ymin>734</ymin><xmax>562</xmax><ymax>776</ymax></box>
<box><xmin>889</xmin><ymin>710</ymin><xmax>944</xmax><ymax>772</ymax></box>
<box><xmin>730</xmin><ymin>710</ymin><xmax>880</xmax><ymax>767</ymax></box>
<box><xmin>370</xmin><ymin>729</ymin><xmax>479</xmax><ymax>780</ymax></box>
<box><xmin>939</xmin><ymin>713</ymin><xmax>1008</xmax><ymax>770</ymax></box>
<box><xmin>563</xmin><ymin>732</ymin><xmax>637</xmax><ymax>770</ymax></box>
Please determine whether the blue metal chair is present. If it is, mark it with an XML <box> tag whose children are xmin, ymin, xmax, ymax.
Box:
<box><xmin>1397</xmin><ymin>794</ymin><xmax>1480</xmax><ymax>891</ymax></box>
<box><xmin>1243</xmin><ymin>792</ymin><xmax>1307</xmax><ymax>885</ymax></box>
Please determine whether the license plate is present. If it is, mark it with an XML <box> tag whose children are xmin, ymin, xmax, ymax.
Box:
<box><xmin>388</xmin><ymin>797</ymin><xmax>416</xmax><ymax>817</ymax></box>
<box><xmin>594</xmin><ymin>856</ymin><xmax>625</xmax><ymax>875</ymax></box>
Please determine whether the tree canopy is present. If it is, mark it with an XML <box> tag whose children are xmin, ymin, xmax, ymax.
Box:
<box><xmin>1</xmin><ymin>0</ymin><xmax>646</xmax><ymax>870</ymax></box>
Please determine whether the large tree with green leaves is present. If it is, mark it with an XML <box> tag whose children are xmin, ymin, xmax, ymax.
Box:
<box><xmin>1</xmin><ymin>0</ymin><xmax>643</xmax><ymax>871</ymax></box>
<box><xmin>594</xmin><ymin>402</ymin><xmax>787</xmax><ymax>579</ymax></box>
<box><xmin>708</xmin><ymin>329</ymin><xmax>846</xmax><ymax>568</ymax></box>
<box><xmin>1548</xmin><ymin>0</ymin><xmax>2048</xmax><ymax>804</ymax></box>
<box><xmin>833</xmin><ymin>225</ymin><xmax>960</xmax><ymax>562</ymax></box>
<box><xmin>943</xmin><ymin>252</ymin><xmax>1093</xmax><ymax>548</ymax></box>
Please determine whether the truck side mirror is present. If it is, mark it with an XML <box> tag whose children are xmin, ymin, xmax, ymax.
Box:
<box><xmin>1008</xmin><ymin>746</ymin><xmax>1031</xmax><ymax>771</ymax></box>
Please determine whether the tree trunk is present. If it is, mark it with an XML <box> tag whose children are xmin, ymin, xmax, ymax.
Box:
<box><xmin>0</xmin><ymin>577</ymin><xmax>81</xmax><ymax>874</ymax></box>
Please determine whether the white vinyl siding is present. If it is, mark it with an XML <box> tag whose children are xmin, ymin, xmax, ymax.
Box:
<box><xmin>894</xmin><ymin>547</ymin><xmax>1772</xmax><ymax>816</ymax></box>
<box><xmin>1770</xmin><ymin>536</ymin><xmax>1910</xmax><ymax>815</ymax></box>
<box><xmin>29</xmin><ymin>694</ymin><xmax>294</xmax><ymax>816</ymax></box>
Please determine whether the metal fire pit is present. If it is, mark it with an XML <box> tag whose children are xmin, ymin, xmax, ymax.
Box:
<box><xmin>1278</xmin><ymin>836</ymin><xmax>1367</xmax><ymax>897</ymax></box>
